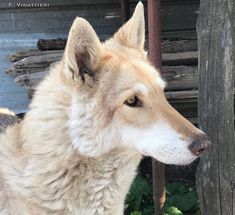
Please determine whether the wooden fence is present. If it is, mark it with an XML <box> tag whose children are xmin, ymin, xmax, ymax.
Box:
<box><xmin>196</xmin><ymin>0</ymin><xmax>235</xmax><ymax>214</ymax></box>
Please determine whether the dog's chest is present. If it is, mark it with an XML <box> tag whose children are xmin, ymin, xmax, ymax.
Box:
<box><xmin>64</xmin><ymin>155</ymin><xmax>141</xmax><ymax>214</ymax></box>
<box><xmin>22</xmin><ymin>152</ymin><xmax>142</xmax><ymax>215</ymax></box>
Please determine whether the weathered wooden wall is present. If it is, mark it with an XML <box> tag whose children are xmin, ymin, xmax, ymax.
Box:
<box><xmin>0</xmin><ymin>0</ymin><xmax>199</xmax><ymax>39</ymax></box>
<box><xmin>0</xmin><ymin>0</ymin><xmax>121</xmax><ymax>40</ymax></box>
<box><xmin>0</xmin><ymin>0</ymin><xmax>199</xmax><ymax>113</ymax></box>
<box><xmin>196</xmin><ymin>0</ymin><xmax>235</xmax><ymax>214</ymax></box>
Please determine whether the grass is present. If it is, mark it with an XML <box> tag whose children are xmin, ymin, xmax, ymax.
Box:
<box><xmin>125</xmin><ymin>174</ymin><xmax>201</xmax><ymax>215</ymax></box>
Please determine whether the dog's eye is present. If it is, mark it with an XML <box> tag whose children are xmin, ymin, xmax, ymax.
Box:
<box><xmin>124</xmin><ymin>96</ymin><xmax>142</xmax><ymax>108</ymax></box>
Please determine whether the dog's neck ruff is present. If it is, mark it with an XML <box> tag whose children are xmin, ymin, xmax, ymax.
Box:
<box><xmin>11</xmin><ymin>74</ymin><xmax>142</xmax><ymax>214</ymax></box>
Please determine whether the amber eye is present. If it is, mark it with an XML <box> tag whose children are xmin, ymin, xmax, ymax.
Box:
<box><xmin>124</xmin><ymin>96</ymin><xmax>143</xmax><ymax>108</ymax></box>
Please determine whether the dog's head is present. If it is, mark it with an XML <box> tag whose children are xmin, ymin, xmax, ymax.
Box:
<box><xmin>63</xmin><ymin>2</ymin><xmax>210</xmax><ymax>164</ymax></box>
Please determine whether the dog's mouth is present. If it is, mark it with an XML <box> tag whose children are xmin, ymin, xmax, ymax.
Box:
<box><xmin>136</xmin><ymin>135</ymin><xmax>210</xmax><ymax>165</ymax></box>
<box><xmin>152</xmin><ymin>151</ymin><xmax>198</xmax><ymax>165</ymax></box>
<box><xmin>152</xmin><ymin>136</ymin><xmax>210</xmax><ymax>165</ymax></box>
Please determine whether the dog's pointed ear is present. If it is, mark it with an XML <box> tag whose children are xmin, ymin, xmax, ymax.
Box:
<box><xmin>63</xmin><ymin>17</ymin><xmax>103</xmax><ymax>83</ymax></box>
<box><xmin>114</xmin><ymin>2</ymin><xmax>145</xmax><ymax>51</ymax></box>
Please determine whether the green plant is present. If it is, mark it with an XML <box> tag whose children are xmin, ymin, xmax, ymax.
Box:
<box><xmin>125</xmin><ymin>174</ymin><xmax>201</xmax><ymax>215</ymax></box>
<box><xmin>164</xmin><ymin>182</ymin><xmax>200</xmax><ymax>214</ymax></box>
<box><xmin>125</xmin><ymin>174</ymin><xmax>154</xmax><ymax>215</ymax></box>
<box><xmin>164</xmin><ymin>206</ymin><xmax>183</xmax><ymax>215</ymax></box>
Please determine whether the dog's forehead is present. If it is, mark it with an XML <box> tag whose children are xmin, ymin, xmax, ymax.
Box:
<box><xmin>99</xmin><ymin>51</ymin><xmax>165</xmax><ymax>93</ymax></box>
<box><xmin>121</xmin><ymin>60</ymin><xmax>165</xmax><ymax>91</ymax></box>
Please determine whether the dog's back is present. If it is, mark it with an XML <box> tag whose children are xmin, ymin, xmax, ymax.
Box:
<box><xmin>0</xmin><ymin>109</ymin><xmax>19</xmax><ymax>133</ymax></box>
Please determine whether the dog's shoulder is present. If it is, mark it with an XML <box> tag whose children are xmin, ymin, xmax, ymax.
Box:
<box><xmin>0</xmin><ymin>109</ymin><xmax>20</xmax><ymax>134</ymax></box>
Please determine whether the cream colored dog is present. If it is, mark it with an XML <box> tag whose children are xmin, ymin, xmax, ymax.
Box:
<box><xmin>0</xmin><ymin>2</ymin><xmax>210</xmax><ymax>214</ymax></box>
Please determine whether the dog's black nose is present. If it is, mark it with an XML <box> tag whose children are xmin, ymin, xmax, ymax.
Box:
<box><xmin>188</xmin><ymin>133</ymin><xmax>211</xmax><ymax>156</ymax></box>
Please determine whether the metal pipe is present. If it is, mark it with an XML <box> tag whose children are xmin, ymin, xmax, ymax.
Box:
<box><xmin>147</xmin><ymin>0</ymin><xmax>165</xmax><ymax>214</ymax></box>
<box><xmin>148</xmin><ymin>0</ymin><xmax>162</xmax><ymax>69</ymax></box>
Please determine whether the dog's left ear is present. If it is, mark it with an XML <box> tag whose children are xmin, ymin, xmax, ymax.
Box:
<box><xmin>113</xmin><ymin>2</ymin><xmax>145</xmax><ymax>51</ymax></box>
<box><xmin>63</xmin><ymin>17</ymin><xmax>103</xmax><ymax>83</ymax></box>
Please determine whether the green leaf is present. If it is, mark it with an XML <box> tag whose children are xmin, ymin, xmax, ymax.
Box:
<box><xmin>164</xmin><ymin>206</ymin><xmax>183</xmax><ymax>215</ymax></box>
<box><xmin>142</xmin><ymin>206</ymin><xmax>154</xmax><ymax>215</ymax></box>
<box><xmin>194</xmin><ymin>208</ymin><xmax>202</xmax><ymax>215</ymax></box>
<box><xmin>173</xmin><ymin>191</ymin><xmax>198</xmax><ymax>211</ymax></box>
<box><xmin>126</xmin><ymin>174</ymin><xmax>153</xmax><ymax>212</ymax></box>
<box><xmin>164</xmin><ymin>182</ymin><xmax>200</xmax><ymax>213</ymax></box>
<box><xmin>166</xmin><ymin>183</ymin><xmax>187</xmax><ymax>195</ymax></box>
<box><xmin>130</xmin><ymin>211</ymin><xmax>142</xmax><ymax>215</ymax></box>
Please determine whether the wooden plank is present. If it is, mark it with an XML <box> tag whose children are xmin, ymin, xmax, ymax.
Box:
<box><xmin>162</xmin><ymin>40</ymin><xmax>197</xmax><ymax>53</ymax></box>
<box><xmin>163</xmin><ymin>66</ymin><xmax>198</xmax><ymax>91</ymax></box>
<box><xmin>35</xmin><ymin>39</ymin><xmax>197</xmax><ymax>52</ymax></box>
<box><xmin>5</xmin><ymin>54</ymin><xmax>61</xmax><ymax>76</ymax></box>
<box><xmin>0</xmin><ymin>7</ymin><xmax>121</xmax><ymax>34</ymax></box>
<box><xmin>161</xmin><ymin>3</ymin><xmax>198</xmax><ymax>32</ymax></box>
<box><xmin>14</xmin><ymin>66</ymin><xmax>199</xmax><ymax>97</ymax></box>
<box><xmin>37</xmin><ymin>39</ymin><xmax>66</xmax><ymax>51</ymax></box>
<box><xmin>162</xmin><ymin>51</ymin><xmax>198</xmax><ymax>66</ymax></box>
<box><xmin>196</xmin><ymin>0</ymin><xmax>235</xmax><ymax>214</ymax></box>
<box><xmin>160</xmin><ymin>2</ymin><xmax>198</xmax><ymax>39</ymax></box>
<box><xmin>9</xmin><ymin>49</ymin><xmax>63</xmax><ymax>62</ymax></box>
<box><xmin>6</xmin><ymin>51</ymin><xmax>198</xmax><ymax>76</ymax></box>
<box><xmin>0</xmin><ymin>0</ymin><xmax>199</xmax><ymax>39</ymax></box>
<box><xmin>15</xmin><ymin>71</ymin><xmax>48</xmax><ymax>87</ymax></box>
<box><xmin>165</xmin><ymin>90</ymin><xmax>198</xmax><ymax>100</ymax></box>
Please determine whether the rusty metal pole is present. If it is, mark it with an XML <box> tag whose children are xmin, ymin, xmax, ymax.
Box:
<box><xmin>147</xmin><ymin>0</ymin><xmax>165</xmax><ymax>215</ymax></box>
<box><xmin>148</xmin><ymin>0</ymin><xmax>162</xmax><ymax>67</ymax></box>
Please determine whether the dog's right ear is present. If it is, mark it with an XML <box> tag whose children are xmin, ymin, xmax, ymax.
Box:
<box><xmin>63</xmin><ymin>18</ymin><xmax>103</xmax><ymax>84</ymax></box>
<box><xmin>113</xmin><ymin>2</ymin><xmax>145</xmax><ymax>51</ymax></box>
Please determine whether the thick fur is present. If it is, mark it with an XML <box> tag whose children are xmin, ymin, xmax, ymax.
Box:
<box><xmin>0</xmin><ymin>2</ymin><xmax>203</xmax><ymax>214</ymax></box>
<box><xmin>0</xmin><ymin>109</ymin><xmax>19</xmax><ymax>134</ymax></box>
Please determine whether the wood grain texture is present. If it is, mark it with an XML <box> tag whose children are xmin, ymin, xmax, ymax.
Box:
<box><xmin>161</xmin><ymin>40</ymin><xmax>197</xmax><ymax>53</ymax></box>
<box><xmin>5</xmin><ymin>54</ymin><xmax>61</xmax><ymax>76</ymax></box>
<box><xmin>37</xmin><ymin>38</ymin><xmax>67</xmax><ymax>51</ymax></box>
<box><xmin>6</xmin><ymin>51</ymin><xmax>198</xmax><ymax>77</ymax></box>
<box><xmin>0</xmin><ymin>0</ymin><xmax>199</xmax><ymax>39</ymax></box>
<box><xmin>196</xmin><ymin>0</ymin><xmax>235</xmax><ymax>214</ymax></box>
<box><xmin>9</xmin><ymin>49</ymin><xmax>63</xmax><ymax>62</ymax></box>
<box><xmin>162</xmin><ymin>51</ymin><xmax>198</xmax><ymax>66</ymax></box>
<box><xmin>163</xmin><ymin>66</ymin><xmax>198</xmax><ymax>91</ymax></box>
<box><xmin>9</xmin><ymin>39</ymin><xmax>198</xmax><ymax>60</ymax></box>
<box><xmin>13</xmin><ymin>66</ymin><xmax>198</xmax><ymax>94</ymax></box>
